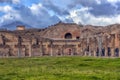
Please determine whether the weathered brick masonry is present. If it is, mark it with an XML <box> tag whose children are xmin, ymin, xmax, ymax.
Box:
<box><xmin>0</xmin><ymin>22</ymin><xmax>120</xmax><ymax>57</ymax></box>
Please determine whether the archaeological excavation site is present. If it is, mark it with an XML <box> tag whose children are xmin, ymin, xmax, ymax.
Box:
<box><xmin>0</xmin><ymin>22</ymin><xmax>120</xmax><ymax>57</ymax></box>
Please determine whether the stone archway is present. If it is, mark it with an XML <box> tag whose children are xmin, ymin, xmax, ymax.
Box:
<box><xmin>64</xmin><ymin>33</ymin><xmax>72</xmax><ymax>39</ymax></box>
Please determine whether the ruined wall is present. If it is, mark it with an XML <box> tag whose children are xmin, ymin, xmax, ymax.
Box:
<box><xmin>0</xmin><ymin>23</ymin><xmax>120</xmax><ymax>57</ymax></box>
<box><xmin>41</xmin><ymin>22</ymin><xmax>82</xmax><ymax>39</ymax></box>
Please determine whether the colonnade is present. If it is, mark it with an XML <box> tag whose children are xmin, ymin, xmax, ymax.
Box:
<box><xmin>80</xmin><ymin>33</ymin><xmax>120</xmax><ymax>57</ymax></box>
<box><xmin>1</xmin><ymin>33</ymin><xmax>120</xmax><ymax>58</ymax></box>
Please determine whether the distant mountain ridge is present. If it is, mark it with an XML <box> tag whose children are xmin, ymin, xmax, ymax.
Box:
<box><xmin>0</xmin><ymin>21</ymin><xmax>33</xmax><ymax>30</ymax></box>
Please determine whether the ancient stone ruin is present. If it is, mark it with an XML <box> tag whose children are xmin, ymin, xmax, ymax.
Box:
<box><xmin>0</xmin><ymin>22</ymin><xmax>120</xmax><ymax>57</ymax></box>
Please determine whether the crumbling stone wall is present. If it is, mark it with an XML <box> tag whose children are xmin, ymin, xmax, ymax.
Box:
<box><xmin>0</xmin><ymin>22</ymin><xmax>120</xmax><ymax>57</ymax></box>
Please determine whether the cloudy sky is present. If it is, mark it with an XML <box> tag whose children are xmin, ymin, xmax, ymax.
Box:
<box><xmin>0</xmin><ymin>0</ymin><xmax>120</xmax><ymax>28</ymax></box>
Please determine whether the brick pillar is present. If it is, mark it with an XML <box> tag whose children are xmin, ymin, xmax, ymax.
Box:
<box><xmin>111</xmin><ymin>48</ymin><xmax>114</xmax><ymax>57</ymax></box>
<box><xmin>118</xmin><ymin>36</ymin><xmax>120</xmax><ymax>57</ymax></box>
<box><xmin>76</xmin><ymin>44</ymin><xmax>78</xmax><ymax>55</ymax></box>
<box><xmin>45</xmin><ymin>44</ymin><xmax>49</xmax><ymax>55</ymax></box>
<box><xmin>87</xmin><ymin>37</ymin><xmax>90</xmax><ymax>56</ymax></box>
<box><xmin>84</xmin><ymin>51</ymin><xmax>87</xmax><ymax>56</ymax></box>
<box><xmin>45</xmin><ymin>43</ymin><xmax>49</xmax><ymax>56</ymax></box>
<box><xmin>70</xmin><ymin>48</ymin><xmax>73</xmax><ymax>56</ymax></box>
<box><xmin>28</xmin><ymin>39</ymin><xmax>32</xmax><ymax>57</ymax></box>
<box><xmin>28</xmin><ymin>44</ymin><xmax>32</xmax><ymax>57</ymax></box>
<box><xmin>93</xmin><ymin>37</ymin><xmax>97</xmax><ymax>56</ymax></box>
<box><xmin>40</xmin><ymin>41</ymin><xmax>43</xmax><ymax>56</ymax></box>
<box><xmin>104</xmin><ymin>36</ymin><xmax>107</xmax><ymax>57</ymax></box>
<box><xmin>62</xmin><ymin>46</ymin><xmax>64</xmax><ymax>56</ymax></box>
<box><xmin>97</xmin><ymin>36</ymin><xmax>102</xmax><ymax>57</ymax></box>
<box><xmin>80</xmin><ymin>40</ymin><xmax>83</xmax><ymax>56</ymax></box>
<box><xmin>10</xmin><ymin>45</ymin><xmax>15</xmax><ymax>56</ymax></box>
<box><xmin>93</xmin><ymin>49</ymin><xmax>96</xmax><ymax>57</ymax></box>
<box><xmin>119</xmin><ymin>48</ymin><xmax>120</xmax><ymax>57</ymax></box>
<box><xmin>115</xmin><ymin>34</ymin><xmax>119</xmax><ymax>48</ymax></box>
<box><xmin>80</xmin><ymin>48</ymin><xmax>83</xmax><ymax>56</ymax></box>
<box><xmin>50</xmin><ymin>41</ymin><xmax>53</xmax><ymax>56</ymax></box>
<box><xmin>105</xmin><ymin>36</ymin><xmax>108</xmax><ymax>57</ymax></box>
<box><xmin>105</xmin><ymin>47</ymin><xmax>108</xmax><ymax>57</ymax></box>
<box><xmin>60</xmin><ymin>46</ymin><xmax>63</xmax><ymax>56</ymax></box>
<box><xmin>29</xmin><ymin>44</ymin><xmax>32</xmax><ymax>57</ymax></box>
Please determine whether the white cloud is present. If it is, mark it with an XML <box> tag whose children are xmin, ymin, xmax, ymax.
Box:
<box><xmin>0</xmin><ymin>2</ymin><xmax>60</xmax><ymax>28</ymax></box>
<box><xmin>107</xmin><ymin>0</ymin><xmax>120</xmax><ymax>7</ymax></box>
<box><xmin>12</xmin><ymin>0</ymin><xmax>20</xmax><ymax>4</ymax></box>
<box><xmin>2</xmin><ymin>0</ymin><xmax>120</xmax><ymax>28</ymax></box>
<box><xmin>2</xmin><ymin>14</ymin><xmax>13</xmax><ymax>20</ymax></box>
<box><xmin>0</xmin><ymin>12</ymin><xmax>22</xmax><ymax>25</ymax></box>
<box><xmin>0</xmin><ymin>5</ymin><xmax>22</xmax><ymax>25</ymax></box>
<box><xmin>68</xmin><ymin>7</ymin><xmax>120</xmax><ymax>26</ymax></box>
<box><xmin>96</xmin><ymin>0</ymin><xmax>102</xmax><ymax>4</ymax></box>
<box><xmin>30</xmin><ymin>3</ymin><xmax>44</xmax><ymax>15</ymax></box>
<box><xmin>0</xmin><ymin>5</ymin><xmax>13</xmax><ymax>13</ymax></box>
<box><xmin>107</xmin><ymin>0</ymin><xmax>120</xmax><ymax>3</ymax></box>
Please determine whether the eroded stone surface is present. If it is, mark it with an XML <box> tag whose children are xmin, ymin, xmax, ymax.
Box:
<box><xmin>0</xmin><ymin>22</ymin><xmax>120</xmax><ymax>57</ymax></box>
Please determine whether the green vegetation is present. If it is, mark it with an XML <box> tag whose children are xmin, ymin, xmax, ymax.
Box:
<box><xmin>0</xmin><ymin>56</ymin><xmax>120</xmax><ymax>80</ymax></box>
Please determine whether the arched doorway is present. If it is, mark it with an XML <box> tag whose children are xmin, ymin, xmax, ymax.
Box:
<box><xmin>64</xmin><ymin>33</ymin><xmax>72</xmax><ymax>39</ymax></box>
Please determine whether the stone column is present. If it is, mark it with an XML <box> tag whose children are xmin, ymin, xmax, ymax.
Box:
<box><xmin>105</xmin><ymin>47</ymin><xmax>108</xmax><ymax>57</ymax></box>
<box><xmin>61</xmin><ymin>45</ymin><xmax>64</xmax><ymax>56</ymax></box>
<box><xmin>97</xmin><ymin>36</ymin><xmax>102</xmax><ymax>57</ymax></box>
<box><xmin>87</xmin><ymin>37</ymin><xmax>91</xmax><ymax>56</ymax></box>
<box><xmin>84</xmin><ymin>51</ymin><xmax>87</xmax><ymax>56</ymax></box>
<box><xmin>104</xmin><ymin>36</ymin><xmax>108</xmax><ymax>57</ymax></box>
<box><xmin>28</xmin><ymin>44</ymin><xmax>32</xmax><ymax>57</ymax></box>
<box><xmin>80</xmin><ymin>40</ymin><xmax>83</xmax><ymax>56</ymax></box>
<box><xmin>17</xmin><ymin>36</ymin><xmax>22</xmax><ymax>57</ymax></box>
<box><xmin>82</xmin><ymin>39</ymin><xmax>85</xmax><ymax>56</ymax></box>
<box><xmin>74</xmin><ymin>44</ymin><xmax>78</xmax><ymax>55</ymax></box>
<box><xmin>75</xmin><ymin>42</ymin><xmax>80</xmax><ymax>55</ymax></box>
<box><xmin>40</xmin><ymin>41</ymin><xmax>43</xmax><ymax>56</ymax></box>
<box><xmin>93</xmin><ymin>37</ymin><xmax>97</xmax><ymax>57</ymax></box>
<box><xmin>50</xmin><ymin>41</ymin><xmax>53</xmax><ymax>56</ymax></box>
<box><xmin>118</xmin><ymin>35</ymin><xmax>120</xmax><ymax>57</ymax></box>
<box><xmin>119</xmin><ymin>48</ymin><xmax>120</xmax><ymax>57</ymax></box>
<box><xmin>112</xmin><ymin>34</ymin><xmax>115</xmax><ymax>57</ymax></box>
<box><xmin>18</xmin><ymin>45</ymin><xmax>21</xmax><ymax>57</ymax></box>
<box><xmin>118</xmin><ymin>34</ymin><xmax>120</xmax><ymax>57</ymax></box>
<box><xmin>28</xmin><ymin>39</ymin><xmax>32</xmax><ymax>57</ymax></box>
<box><xmin>84</xmin><ymin>38</ymin><xmax>87</xmax><ymax>56</ymax></box>
<box><xmin>71</xmin><ymin>48</ymin><xmax>73</xmax><ymax>56</ymax></box>
<box><xmin>59</xmin><ymin>46</ymin><xmax>63</xmax><ymax>56</ymax></box>
<box><xmin>45</xmin><ymin>44</ymin><xmax>49</xmax><ymax>56</ymax></box>
<box><xmin>111</xmin><ymin>48</ymin><xmax>114</xmax><ymax>57</ymax></box>
<box><xmin>10</xmin><ymin>45</ymin><xmax>15</xmax><ymax>56</ymax></box>
<box><xmin>93</xmin><ymin>50</ymin><xmax>96</xmax><ymax>57</ymax></box>
<box><xmin>115</xmin><ymin>34</ymin><xmax>119</xmax><ymax>48</ymax></box>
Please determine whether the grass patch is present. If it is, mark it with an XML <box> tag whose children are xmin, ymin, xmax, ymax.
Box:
<box><xmin>0</xmin><ymin>56</ymin><xmax>120</xmax><ymax>80</ymax></box>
